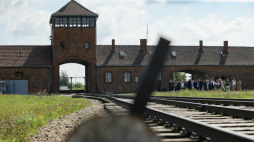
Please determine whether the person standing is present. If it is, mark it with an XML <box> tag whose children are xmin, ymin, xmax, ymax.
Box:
<box><xmin>174</xmin><ymin>81</ymin><xmax>177</xmax><ymax>92</ymax></box>
<box><xmin>199</xmin><ymin>79</ymin><xmax>203</xmax><ymax>91</ymax></box>
<box><xmin>226</xmin><ymin>79</ymin><xmax>230</xmax><ymax>92</ymax></box>
<box><xmin>232</xmin><ymin>78</ymin><xmax>236</xmax><ymax>91</ymax></box>
<box><xmin>204</xmin><ymin>79</ymin><xmax>207</xmax><ymax>91</ymax></box>
<box><xmin>222</xmin><ymin>80</ymin><xmax>226</xmax><ymax>91</ymax></box>
<box><xmin>177</xmin><ymin>81</ymin><xmax>181</xmax><ymax>91</ymax></box>
<box><xmin>218</xmin><ymin>79</ymin><xmax>222</xmax><ymax>89</ymax></box>
<box><xmin>169</xmin><ymin>80</ymin><xmax>174</xmax><ymax>91</ymax></box>
<box><xmin>194</xmin><ymin>80</ymin><xmax>197</xmax><ymax>89</ymax></box>
<box><xmin>237</xmin><ymin>80</ymin><xmax>242</xmax><ymax>91</ymax></box>
<box><xmin>2</xmin><ymin>85</ymin><xmax>7</xmax><ymax>94</ymax></box>
<box><xmin>209</xmin><ymin>79</ymin><xmax>214</xmax><ymax>91</ymax></box>
<box><xmin>184</xmin><ymin>81</ymin><xmax>188</xmax><ymax>89</ymax></box>
<box><xmin>197</xmin><ymin>79</ymin><xmax>200</xmax><ymax>90</ymax></box>
<box><xmin>181</xmin><ymin>81</ymin><xmax>185</xmax><ymax>90</ymax></box>
<box><xmin>188</xmin><ymin>79</ymin><xmax>192</xmax><ymax>90</ymax></box>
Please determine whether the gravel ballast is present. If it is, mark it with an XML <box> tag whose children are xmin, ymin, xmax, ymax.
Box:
<box><xmin>31</xmin><ymin>98</ymin><xmax>105</xmax><ymax>142</ymax></box>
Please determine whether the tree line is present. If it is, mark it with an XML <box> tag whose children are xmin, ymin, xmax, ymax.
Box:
<box><xmin>173</xmin><ymin>72</ymin><xmax>187</xmax><ymax>82</ymax></box>
<box><xmin>59</xmin><ymin>71</ymin><xmax>84</xmax><ymax>89</ymax></box>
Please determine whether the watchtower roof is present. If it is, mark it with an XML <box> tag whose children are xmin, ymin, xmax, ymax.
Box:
<box><xmin>50</xmin><ymin>0</ymin><xmax>98</xmax><ymax>24</ymax></box>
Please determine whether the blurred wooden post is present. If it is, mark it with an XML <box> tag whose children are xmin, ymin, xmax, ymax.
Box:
<box><xmin>70</xmin><ymin>77</ymin><xmax>73</xmax><ymax>91</ymax></box>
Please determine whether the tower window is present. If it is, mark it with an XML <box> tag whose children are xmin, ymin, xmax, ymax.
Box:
<box><xmin>90</xmin><ymin>18</ymin><xmax>94</xmax><ymax>27</ymax></box>
<box><xmin>55</xmin><ymin>18</ymin><xmax>59</xmax><ymax>27</ymax></box>
<box><xmin>82</xmin><ymin>18</ymin><xmax>90</xmax><ymax>27</ymax></box>
<box><xmin>73</xmin><ymin>18</ymin><xmax>76</xmax><ymax>27</ymax></box>
<box><xmin>63</xmin><ymin>18</ymin><xmax>67</xmax><ymax>27</ymax></box>
<box><xmin>82</xmin><ymin>18</ymin><xmax>87</xmax><ymax>27</ymax></box>
<box><xmin>60</xmin><ymin>42</ymin><xmax>64</xmax><ymax>49</ymax></box>
<box><xmin>85</xmin><ymin>43</ymin><xmax>90</xmax><ymax>49</ymax></box>
<box><xmin>69</xmin><ymin>18</ymin><xmax>73</xmax><ymax>27</ymax></box>
<box><xmin>59</xmin><ymin>18</ymin><xmax>63</xmax><ymax>27</ymax></box>
<box><xmin>87</xmin><ymin>18</ymin><xmax>90</xmax><ymax>27</ymax></box>
<box><xmin>77</xmin><ymin>18</ymin><xmax>81</xmax><ymax>27</ymax></box>
<box><xmin>124</xmin><ymin>72</ymin><xmax>130</xmax><ymax>82</ymax></box>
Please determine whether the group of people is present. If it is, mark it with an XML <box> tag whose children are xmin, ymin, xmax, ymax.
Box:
<box><xmin>169</xmin><ymin>78</ymin><xmax>242</xmax><ymax>92</ymax></box>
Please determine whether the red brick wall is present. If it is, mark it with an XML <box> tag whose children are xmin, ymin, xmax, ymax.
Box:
<box><xmin>98</xmin><ymin>66</ymin><xmax>254</xmax><ymax>92</ymax></box>
<box><xmin>0</xmin><ymin>67</ymin><xmax>51</xmax><ymax>93</ymax></box>
<box><xmin>97</xmin><ymin>66</ymin><xmax>144</xmax><ymax>92</ymax></box>
<box><xmin>53</xmin><ymin>27</ymin><xmax>96</xmax><ymax>93</ymax></box>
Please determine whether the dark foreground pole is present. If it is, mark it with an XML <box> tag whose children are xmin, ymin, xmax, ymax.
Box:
<box><xmin>130</xmin><ymin>37</ymin><xmax>171</xmax><ymax>117</ymax></box>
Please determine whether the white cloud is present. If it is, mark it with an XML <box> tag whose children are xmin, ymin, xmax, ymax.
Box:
<box><xmin>169</xmin><ymin>12</ymin><xmax>254</xmax><ymax>46</ymax></box>
<box><xmin>0</xmin><ymin>0</ymin><xmax>51</xmax><ymax>45</ymax></box>
<box><xmin>95</xmin><ymin>5</ymin><xmax>150</xmax><ymax>44</ymax></box>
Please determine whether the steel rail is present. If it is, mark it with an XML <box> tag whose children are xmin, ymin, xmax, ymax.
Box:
<box><xmin>161</xmin><ymin>98</ymin><xmax>254</xmax><ymax>106</ymax></box>
<box><xmin>107</xmin><ymin>94</ymin><xmax>254</xmax><ymax>102</ymax></box>
<box><xmin>151</xmin><ymin>98</ymin><xmax>254</xmax><ymax>119</ymax></box>
<box><xmin>151</xmin><ymin>96</ymin><xmax>254</xmax><ymax>102</ymax></box>
<box><xmin>105</xmin><ymin>94</ymin><xmax>254</xmax><ymax>106</ymax></box>
<box><xmin>108</xmin><ymin>96</ymin><xmax>254</xmax><ymax>142</ymax></box>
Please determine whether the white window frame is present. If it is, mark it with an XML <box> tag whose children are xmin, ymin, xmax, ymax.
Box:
<box><xmin>135</xmin><ymin>76</ymin><xmax>139</xmax><ymax>83</ymax></box>
<box><xmin>85</xmin><ymin>43</ymin><xmax>90</xmax><ymax>49</ymax></box>
<box><xmin>77</xmin><ymin>18</ymin><xmax>81</xmax><ymax>27</ymax></box>
<box><xmin>69</xmin><ymin>18</ymin><xmax>73</xmax><ymax>27</ymax></box>
<box><xmin>124</xmin><ymin>72</ymin><xmax>130</xmax><ymax>82</ymax></box>
<box><xmin>105</xmin><ymin>72</ymin><xmax>112</xmax><ymax>83</ymax></box>
<box><xmin>55</xmin><ymin>18</ymin><xmax>60</xmax><ymax>27</ymax></box>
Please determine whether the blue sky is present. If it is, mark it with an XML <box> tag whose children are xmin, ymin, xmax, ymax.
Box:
<box><xmin>0</xmin><ymin>0</ymin><xmax>253</xmax><ymax>83</ymax></box>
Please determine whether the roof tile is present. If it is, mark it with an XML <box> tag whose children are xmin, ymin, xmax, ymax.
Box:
<box><xmin>51</xmin><ymin>0</ymin><xmax>98</xmax><ymax>17</ymax></box>
<box><xmin>97</xmin><ymin>45</ymin><xmax>254</xmax><ymax>66</ymax></box>
<box><xmin>0</xmin><ymin>45</ymin><xmax>51</xmax><ymax>67</ymax></box>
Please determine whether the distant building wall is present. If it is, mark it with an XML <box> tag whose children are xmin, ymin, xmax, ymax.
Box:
<box><xmin>0</xmin><ymin>67</ymin><xmax>51</xmax><ymax>94</ymax></box>
<box><xmin>97</xmin><ymin>65</ymin><xmax>254</xmax><ymax>92</ymax></box>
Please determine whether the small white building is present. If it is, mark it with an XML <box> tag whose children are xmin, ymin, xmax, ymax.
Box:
<box><xmin>59</xmin><ymin>86</ymin><xmax>68</xmax><ymax>90</ymax></box>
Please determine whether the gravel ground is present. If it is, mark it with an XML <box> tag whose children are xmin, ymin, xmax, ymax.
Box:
<box><xmin>31</xmin><ymin>98</ymin><xmax>105</xmax><ymax>142</ymax></box>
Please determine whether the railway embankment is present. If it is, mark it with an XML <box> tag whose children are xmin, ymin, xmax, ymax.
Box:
<box><xmin>31</xmin><ymin>98</ymin><xmax>105</xmax><ymax>142</ymax></box>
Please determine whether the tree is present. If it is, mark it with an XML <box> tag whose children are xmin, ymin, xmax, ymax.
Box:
<box><xmin>60</xmin><ymin>70</ymin><xmax>70</xmax><ymax>87</ymax></box>
<box><xmin>173</xmin><ymin>72</ymin><xmax>187</xmax><ymax>82</ymax></box>
<box><xmin>74</xmin><ymin>82</ymin><xmax>83</xmax><ymax>88</ymax></box>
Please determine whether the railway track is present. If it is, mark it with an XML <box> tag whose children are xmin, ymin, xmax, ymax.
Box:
<box><xmin>84</xmin><ymin>94</ymin><xmax>254</xmax><ymax>142</ymax></box>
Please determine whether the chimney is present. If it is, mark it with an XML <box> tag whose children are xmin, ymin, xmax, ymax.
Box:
<box><xmin>224</xmin><ymin>41</ymin><xmax>228</xmax><ymax>53</ymax></box>
<box><xmin>112</xmin><ymin>39</ymin><xmax>115</xmax><ymax>52</ymax></box>
<box><xmin>199</xmin><ymin>40</ymin><xmax>203</xmax><ymax>51</ymax></box>
<box><xmin>140</xmin><ymin>39</ymin><xmax>147</xmax><ymax>52</ymax></box>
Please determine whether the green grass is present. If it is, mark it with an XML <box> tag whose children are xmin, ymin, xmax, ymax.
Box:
<box><xmin>123</xmin><ymin>90</ymin><xmax>254</xmax><ymax>99</ymax></box>
<box><xmin>0</xmin><ymin>95</ymin><xmax>91</xmax><ymax>142</ymax></box>
<box><xmin>67</xmin><ymin>87</ymin><xmax>85</xmax><ymax>90</ymax></box>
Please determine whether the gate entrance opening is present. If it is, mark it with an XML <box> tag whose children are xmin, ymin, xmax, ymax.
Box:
<box><xmin>173</xmin><ymin>70</ymin><xmax>206</xmax><ymax>81</ymax></box>
<box><xmin>59</xmin><ymin>62</ymin><xmax>89</xmax><ymax>93</ymax></box>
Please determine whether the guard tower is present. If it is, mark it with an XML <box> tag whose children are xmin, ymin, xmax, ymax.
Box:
<box><xmin>49</xmin><ymin>0</ymin><xmax>98</xmax><ymax>93</ymax></box>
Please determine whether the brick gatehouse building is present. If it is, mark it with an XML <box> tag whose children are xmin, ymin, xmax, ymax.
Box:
<box><xmin>0</xmin><ymin>0</ymin><xmax>253</xmax><ymax>94</ymax></box>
